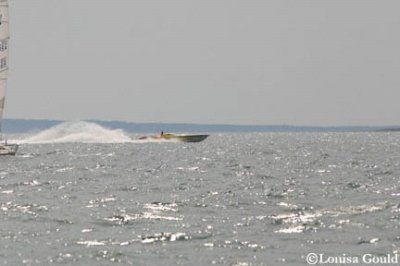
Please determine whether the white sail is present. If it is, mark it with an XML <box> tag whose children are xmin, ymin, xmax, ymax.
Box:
<box><xmin>0</xmin><ymin>0</ymin><xmax>9</xmax><ymax>133</ymax></box>
<box><xmin>0</xmin><ymin>0</ymin><xmax>16</xmax><ymax>155</ymax></box>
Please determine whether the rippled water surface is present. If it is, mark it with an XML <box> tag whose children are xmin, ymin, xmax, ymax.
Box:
<box><xmin>1</xmin><ymin>132</ymin><xmax>400</xmax><ymax>265</ymax></box>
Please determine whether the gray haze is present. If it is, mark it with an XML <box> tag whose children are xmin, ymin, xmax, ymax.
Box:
<box><xmin>6</xmin><ymin>0</ymin><xmax>400</xmax><ymax>126</ymax></box>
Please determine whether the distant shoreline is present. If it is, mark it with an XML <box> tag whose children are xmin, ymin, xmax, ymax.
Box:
<box><xmin>3</xmin><ymin>119</ymin><xmax>400</xmax><ymax>134</ymax></box>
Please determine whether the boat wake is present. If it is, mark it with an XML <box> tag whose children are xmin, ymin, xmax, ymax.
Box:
<box><xmin>15</xmin><ymin>121</ymin><xmax>133</xmax><ymax>144</ymax></box>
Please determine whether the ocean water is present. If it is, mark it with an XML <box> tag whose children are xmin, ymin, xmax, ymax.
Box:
<box><xmin>1</xmin><ymin>122</ymin><xmax>400</xmax><ymax>265</ymax></box>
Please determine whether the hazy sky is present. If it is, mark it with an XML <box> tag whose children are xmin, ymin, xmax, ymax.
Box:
<box><xmin>5</xmin><ymin>0</ymin><xmax>400</xmax><ymax>126</ymax></box>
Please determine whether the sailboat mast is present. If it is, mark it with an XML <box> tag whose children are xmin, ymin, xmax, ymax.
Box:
<box><xmin>0</xmin><ymin>0</ymin><xmax>9</xmax><ymax>138</ymax></box>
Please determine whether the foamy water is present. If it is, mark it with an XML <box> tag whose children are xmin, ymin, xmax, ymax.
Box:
<box><xmin>12</xmin><ymin>121</ymin><xmax>182</xmax><ymax>145</ymax></box>
<box><xmin>14</xmin><ymin>121</ymin><xmax>133</xmax><ymax>144</ymax></box>
<box><xmin>1</xmin><ymin>125</ymin><xmax>400</xmax><ymax>265</ymax></box>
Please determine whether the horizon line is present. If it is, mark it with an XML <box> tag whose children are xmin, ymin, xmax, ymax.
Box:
<box><xmin>4</xmin><ymin>118</ymin><xmax>400</xmax><ymax>129</ymax></box>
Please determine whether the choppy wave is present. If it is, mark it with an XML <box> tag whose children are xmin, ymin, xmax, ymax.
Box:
<box><xmin>2</xmin><ymin>132</ymin><xmax>400</xmax><ymax>265</ymax></box>
<box><xmin>271</xmin><ymin>201</ymin><xmax>393</xmax><ymax>234</ymax></box>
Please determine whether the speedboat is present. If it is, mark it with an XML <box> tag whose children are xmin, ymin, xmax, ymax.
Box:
<box><xmin>139</xmin><ymin>133</ymin><xmax>209</xmax><ymax>143</ymax></box>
